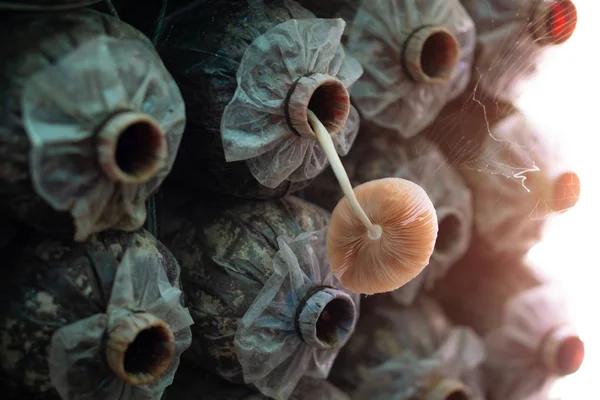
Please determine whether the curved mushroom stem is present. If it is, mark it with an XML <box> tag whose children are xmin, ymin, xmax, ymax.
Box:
<box><xmin>307</xmin><ymin>110</ymin><xmax>383</xmax><ymax>240</ymax></box>
<box><xmin>540</xmin><ymin>325</ymin><xmax>585</xmax><ymax>376</ymax></box>
<box><xmin>97</xmin><ymin>111</ymin><xmax>168</xmax><ymax>185</ymax></box>
<box><xmin>422</xmin><ymin>378</ymin><xmax>472</xmax><ymax>400</ymax></box>
<box><xmin>106</xmin><ymin>312</ymin><xmax>175</xmax><ymax>385</ymax></box>
<box><xmin>403</xmin><ymin>26</ymin><xmax>460</xmax><ymax>84</ymax></box>
<box><xmin>532</xmin><ymin>0</ymin><xmax>578</xmax><ymax>45</ymax></box>
<box><xmin>296</xmin><ymin>286</ymin><xmax>357</xmax><ymax>350</ymax></box>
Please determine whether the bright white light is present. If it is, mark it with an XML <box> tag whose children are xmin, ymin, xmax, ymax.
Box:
<box><xmin>516</xmin><ymin>1</ymin><xmax>600</xmax><ymax>399</ymax></box>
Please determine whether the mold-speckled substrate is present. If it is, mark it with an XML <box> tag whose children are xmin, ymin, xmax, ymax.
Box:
<box><xmin>0</xmin><ymin>229</ymin><xmax>182</xmax><ymax>399</ymax></box>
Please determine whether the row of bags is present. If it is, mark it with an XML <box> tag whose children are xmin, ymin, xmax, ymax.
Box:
<box><xmin>0</xmin><ymin>1</ymin><xmax>583</xmax><ymax>400</ymax></box>
<box><xmin>0</xmin><ymin>193</ymin><xmax>583</xmax><ymax>400</ymax></box>
<box><xmin>0</xmin><ymin>0</ymin><xmax>578</xmax><ymax>244</ymax></box>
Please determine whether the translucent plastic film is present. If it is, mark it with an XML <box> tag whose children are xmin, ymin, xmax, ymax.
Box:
<box><xmin>222</xmin><ymin>18</ymin><xmax>363</xmax><ymax>188</ymax></box>
<box><xmin>352</xmin><ymin>326</ymin><xmax>486</xmax><ymax>400</ymax></box>
<box><xmin>460</xmin><ymin>113</ymin><xmax>578</xmax><ymax>255</ymax></box>
<box><xmin>347</xmin><ymin>0</ymin><xmax>476</xmax><ymax>138</ymax></box>
<box><xmin>49</xmin><ymin>248</ymin><xmax>194</xmax><ymax>400</ymax></box>
<box><xmin>435</xmin><ymin>327</ymin><xmax>487</xmax><ymax>400</ymax></box>
<box><xmin>234</xmin><ymin>228</ymin><xmax>359</xmax><ymax>400</ymax></box>
<box><xmin>462</xmin><ymin>0</ymin><xmax>577</xmax><ymax>101</ymax></box>
<box><xmin>484</xmin><ymin>284</ymin><xmax>581</xmax><ymax>400</ymax></box>
<box><xmin>23</xmin><ymin>36</ymin><xmax>185</xmax><ymax>241</ymax></box>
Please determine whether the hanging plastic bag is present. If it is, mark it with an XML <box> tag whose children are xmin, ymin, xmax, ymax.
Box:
<box><xmin>331</xmin><ymin>295</ymin><xmax>485</xmax><ymax>399</ymax></box>
<box><xmin>459</xmin><ymin>112</ymin><xmax>580</xmax><ymax>256</ymax></box>
<box><xmin>158</xmin><ymin>194</ymin><xmax>359</xmax><ymax>400</ymax></box>
<box><xmin>432</xmin><ymin>248</ymin><xmax>548</xmax><ymax>335</ymax></box>
<box><xmin>0</xmin><ymin>229</ymin><xmax>193</xmax><ymax>399</ymax></box>
<box><xmin>431</xmin><ymin>255</ymin><xmax>585</xmax><ymax>399</ymax></box>
<box><xmin>0</xmin><ymin>9</ymin><xmax>185</xmax><ymax>242</ymax></box>
<box><xmin>346</xmin><ymin>0</ymin><xmax>476</xmax><ymax>138</ymax></box>
<box><xmin>222</xmin><ymin>18</ymin><xmax>362</xmax><ymax>189</ymax></box>
<box><xmin>349</xmin><ymin>329</ymin><xmax>485</xmax><ymax>400</ymax></box>
<box><xmin>461</xmin><ymin>0</ymin><xmax>578</xmax><ymax>101</ymax></box>
<box><xmin>434</xmin><ymin>328</ymin><xmax>487</xmax><ymax>400</ymax></box>
<box><xmin>352</xmin><ymin>326</ymin><xmax>486</xmax><ymax>400</ymax></box>
<box><xmin>153</xmin><ymin>0</ymin><xmax>362</xmax><ymax>199</ymax></box>
<box><xmin>484</xmin><ymin>284</ymin><xmax>585</xmax><ymax>400</ymax></box>
<box><xmin>235</xmin><ymin>229</ymin><xmax>358</xmax><ymax>399</ymax></box>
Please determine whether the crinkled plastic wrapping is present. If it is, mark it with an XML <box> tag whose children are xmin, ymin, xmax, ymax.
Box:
<box><xmin>435</xmin><ymin>328</ymin><xmax>487</xmax><ymax>400</ymax></box>
<box><xmin>461</xmin><ymin>0</ymin><xmax>551</xmax><ymax>101</ymax></box>
<box><xmin>353</xmin><ymin>355</ymin><xmax>438</xmax><ymax>400</ymax></box>
<box><xmin>23</xmin><ymin>36</ymin><xmax>185</xmax><ymax>242</ymax></box>
<box><xmin>48</xmin><ymin>248</ymin><xmax>194</xmax><ymax>400</ymax></box>
<box><xmin>353</xmin><ymin>326</ymin><xmax>486</xmax><ymax>400</ymax></box>
<box><xmin>460</xmin><ymin>113</ymin><xmax>569</xmax><ymax>255</ymax></box>
<box><xmin>347</xmin><ymin>0</ymin><xmax>476</xmax><ymax>138</ymax></box>
<box><xmin>222</xmin><ymin>18</ymin><xmax>362</xmax><ymax>188</ymax></box>
<box><xmin>166</xmin><ymin>361</ymin><xmax>349</xmax><ymax>400</ymax></box>
<box><xmin>0</xmin><ymin>0</ymin><xmax>99</xmax><ymax>9</ymax></box>
<box><xmin>235</xmin><ymin>228</ymin><xmax>359</xmax><ymax>400</ymax></box>
<box><xmin>484</xmin><ymin>284</ymin><xmax>576</xmax><ymax>400</ymax></box>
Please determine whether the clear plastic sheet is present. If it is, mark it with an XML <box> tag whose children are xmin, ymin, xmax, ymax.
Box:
<box><xmin>461</xmin><ymin>0</ymin><xmax>554</xmax><ymax>101</ymax></box>
<box><xmin>484</xmin><ymin>284</ymin><xmax>576</xmax><ymax>400</ymax></box>
<box><xmin>234</xmin><ymin>228</ymin><xmax>359</xmax><ymax>400</ymax></box>
<box><xmin>435</xmin><ymin>328</ymin><xmax>487</xmax><ymax>400</ymax></box>
<box><xmin>353</xmin><ymin>327</ymin><xmax>486</xmax><ymax>400</ymax></box>
<box><xmin>460</xmin><ymin>113</ymin><xmax>571</xmax><ymax>255</ymax></box>
<box><xmin>221</xmin><ymin>18</ymin><xmax>363</xmax><ymax>188</ymax></box>
<box><xmin>23</xmin><ymin>36</ymin><xmax>185</xmax><ymax>242</ymax></box>
<box><xmin>48</xmin><ymin>248</ymin><xmax>194</xmax><ymax>400</ymax></box>
<box><xmin>347</xmin><ymin>0</ymin><xmax>476</xmax><ymax>138</ymax></box>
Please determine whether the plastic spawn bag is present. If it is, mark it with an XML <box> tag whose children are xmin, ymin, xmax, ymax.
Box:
<box><xmin>0</xmin><ymin>0</ymin><xmax>100</xmax><ymax>10</ymax></box>
<box><xmin>331</xmin><ymin>295</ymin><xmax>485</xmax><ymax>399</ymax></box>
<box><xmin>234</xmin><ymin>229</ymin><xmax>358</xmax><ymax>400</ymax></box>
<box><xmin>0</xmin><ymin>229</ymin><xmax>193</xmax><ymax>400</ymax></box>
<box><xmin>346</xmin><ymin>0</ymin><xmax>476</xmax><ymax>138</ymax></box>
<box><xmin>462</xmin><ymin>0</ymin><xmax>578</xmax><ymax>101</ymax></box>
<box><xmin>153</xmin><ymin>0</ymin><xmax>362</xmax><ymax>199</ymax></box>
<box><xmin>0</xmin><ymin>10</ymin><xmax>185</xmax><ymax>242</ymax></box>
<box><xmin>484</xmin><ymin>284</ymin><xmax>584</xmax><ymax>400</ymax></box>
<box><xmin>351</xmin><ymin>327</ymin><xmax>486</xmax><ymax>400</ymax></box>
<box><xmin>459</xmin><ymin>112</ymin><xmax>580</xmax><ymax>256</ymax></box>
<box><xmin>222</xmin><ymin>18</ymin><xmax>362</xmax><ymax>189</ymax></box>
<box><xmin>157</xmin><ymin>194</ymin><xmax>358</xmax><ymax>400</ymax></box>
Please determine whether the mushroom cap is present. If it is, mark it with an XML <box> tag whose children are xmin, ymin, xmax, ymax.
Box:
<box><xmin>327</xmin><ymin>177</ymin><xmax>438</xmax><ymax>294</ymax></box>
